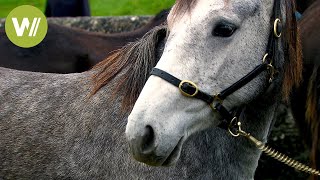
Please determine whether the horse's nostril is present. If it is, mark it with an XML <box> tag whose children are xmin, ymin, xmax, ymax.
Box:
<box><xmin>141</xmin><ymin>125</ymin><xmax>155</xmax><ymax>152</ymax></box>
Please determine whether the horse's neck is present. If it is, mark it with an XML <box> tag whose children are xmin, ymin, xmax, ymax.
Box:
<box><xmin>203</xmin><ymin>95</ymin><xmax>278</xmax><ymax>179</ymax></box>
<box><xmin>82</xmin><ymin>85</ymin><xmax>278</xmax><ymax>179</ymax></box>
<box><xmin>72</xmin><ymin>71</ymin><xmax>277</xmax><ymax>179</ymax></box>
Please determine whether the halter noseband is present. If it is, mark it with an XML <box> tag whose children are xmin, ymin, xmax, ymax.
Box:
<box><xmin>150</xmin><ymin>0</ymin><xmax>282</xmax><ymax>129</ymax></box>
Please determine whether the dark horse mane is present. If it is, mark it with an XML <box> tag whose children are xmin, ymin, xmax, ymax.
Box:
<box><xmin>91</xmin><ymin>25</ymin><xmax>167</xmax><ymax>110</ymax></box>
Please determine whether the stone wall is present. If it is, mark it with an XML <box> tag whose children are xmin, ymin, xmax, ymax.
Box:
<box><xmin>0</xmin><ymin>16</ymin><xmax>310</xmax><ymax>179</ymax></box>
<box><xmin>0</xmin><ymin>16</ymin><xmax>152</xmax><ymax>33</ymax></box>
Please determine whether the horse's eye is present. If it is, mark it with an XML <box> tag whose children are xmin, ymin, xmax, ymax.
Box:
<box><xmin>212</xmin><ymin>22</ymin><xmax>237</xmax><ymax>37</ymax></box>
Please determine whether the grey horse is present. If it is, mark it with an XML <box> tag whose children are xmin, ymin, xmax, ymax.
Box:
<box><xmin>1</xmin><ymin>25</ymin><xmax>235</xmax><ymax>179</ymax></box>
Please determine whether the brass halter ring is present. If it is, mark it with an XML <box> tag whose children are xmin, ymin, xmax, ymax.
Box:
<box><xmin>267</xmin><ymin>64</ymin><xmax>276</xmax><ymax>83</ymax></box>
<box><xmin>178</xmin><ymin>80</ymin><xmax>199</xmax><ymax>97</ymax></box>
<box><xmin>262</xmin><ymin>53</ymin><xmax>276</xmax><ymax>83</ymax></box>
<box><xmin>273</xmin><ymin>18</ymin><xmax>282</xmax><ymax>38</ymax></box>
<box><xmin>228</xmin><ymin>117</ymin><xmax>241</xmax><ymax>137</ymax></box>
<box><xmin>262</xmin><ymin>53</ymin><xmax>271</xmax><ymax>64</ymax></box>
<box><xmin>228</xmin><ymin>118</ymin><xmax>248</xmax><ymax>137</ymax></box>
<box><xmin>213</xmin><ymin>93</ymin><xmax>224</xmax><ymax>103</ymax></box>
<box><xmin>209</xmin><ymin>93</ymin><xmax>224</xmax><ymax>111</ymax></box>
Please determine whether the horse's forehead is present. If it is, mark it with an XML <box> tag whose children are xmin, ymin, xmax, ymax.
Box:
<box><xmin>231</xmin><ymin>0</ymin><xmax>261</xmax><ymax>17</ymax></box>
<box><xmin>193</xmin><ymin>0</ymin><xmax>260</xmax><ymax>17</ymax></box>
<box><xmin>195</xmin><ymin>0</ymin><xmax>224</xmax><ymax>10</ymax></box>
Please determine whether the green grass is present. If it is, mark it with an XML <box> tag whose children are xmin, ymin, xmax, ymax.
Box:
<box><xmin>91</xmin><ymin>0</ymin><xmax>174</xmax><ymax>16</ymax></box>
<box><xmin>0</xmin><ymin>0</ymin><xmax>175</xmax><ymax>18</ymax></box>
<box><xmin>0</xmin><ymin>0</ymin><xmax>46</xmax><ymax>18</ymax></box>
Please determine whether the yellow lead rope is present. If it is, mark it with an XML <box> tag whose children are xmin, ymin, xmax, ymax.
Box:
<box><xmin>229</xmin><ymin>121</ymin><xmax>320</xmax><ymax>176</ymax></box>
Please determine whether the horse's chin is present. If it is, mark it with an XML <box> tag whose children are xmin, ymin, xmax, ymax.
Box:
<box><xmin>138</xmin><ymin>136</ymin><xmax>184</xmax><ymax>167</ymax></box>
<box><xmin>161</xmin><ymin>137</ymin><xmax>184</xmax><ymax>166</ymax></box>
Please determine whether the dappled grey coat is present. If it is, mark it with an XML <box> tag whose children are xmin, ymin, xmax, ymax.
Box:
<box><xmin>0</xmin><ymin>26</ymin><xmax>261</xmax><ymax>180</ymax></box>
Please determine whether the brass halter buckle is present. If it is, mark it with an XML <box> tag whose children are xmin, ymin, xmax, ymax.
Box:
<box><xmin>178</xmin><ymin>80</ymin><xmax>199</xmax><ymax>97</ymax></box>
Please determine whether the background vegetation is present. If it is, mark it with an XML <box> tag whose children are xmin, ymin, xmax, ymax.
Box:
<box><xmin>0</xmin><ymin>0</ymin><xmax>175</xmax><ymax>18</ymax></box>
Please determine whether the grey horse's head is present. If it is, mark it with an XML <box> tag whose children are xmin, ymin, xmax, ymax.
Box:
<box><xmin>126</xmin><ymin>0</ymin><xmax>289</xmax><ymax>166</ymax></box>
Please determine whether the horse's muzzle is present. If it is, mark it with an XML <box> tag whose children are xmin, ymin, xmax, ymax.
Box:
<box><xmin>126</xmin><ymin>125</ymin><xmax>165</xmax><ymax>166</ymax></box>
<box><xmin>126</xmin><ymin>122</ymin><xmax>183</xmax><ymax>166</ymax></box>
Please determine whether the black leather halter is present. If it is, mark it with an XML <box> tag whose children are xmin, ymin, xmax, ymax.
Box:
<box><xmin>150</xmin><ymin>1</ymin><xmax>282</xmax><ymax>129</ymax></box>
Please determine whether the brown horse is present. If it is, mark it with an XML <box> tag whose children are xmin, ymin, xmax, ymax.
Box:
<box><xmin>0</xmin><ymin>9</ymin><xmax>168</xmax><ymax>73</ymax></box>
<box><xmin>296</xmin><ymin>0</ymin><xmax>317</xmax><ymax>12</ymax></box>
<box><xmin>291</xmin><ymin>1</ymin><xmax>320</xmax><ymax>179</ymax></box>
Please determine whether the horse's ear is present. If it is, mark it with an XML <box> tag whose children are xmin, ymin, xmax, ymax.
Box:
<box><xmin>170</xmin><ymin>0</ymin><xmax>197</xmax><ymax>22</ymax></box>
<box><xmin>282</xmin><ymin>0</ymin><xmax>303</xmax><ymax>101</ymax></box>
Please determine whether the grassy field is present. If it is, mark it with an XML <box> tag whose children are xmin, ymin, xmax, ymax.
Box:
<box><xmin>0</xmin><ymin>0</ymin><xmax>46</xmax><ymax>18</ymax></box>
<box><xmin>0</xmin><ymin>0</ymin><xmax>175</xmax><ymax>18</ymax></box>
